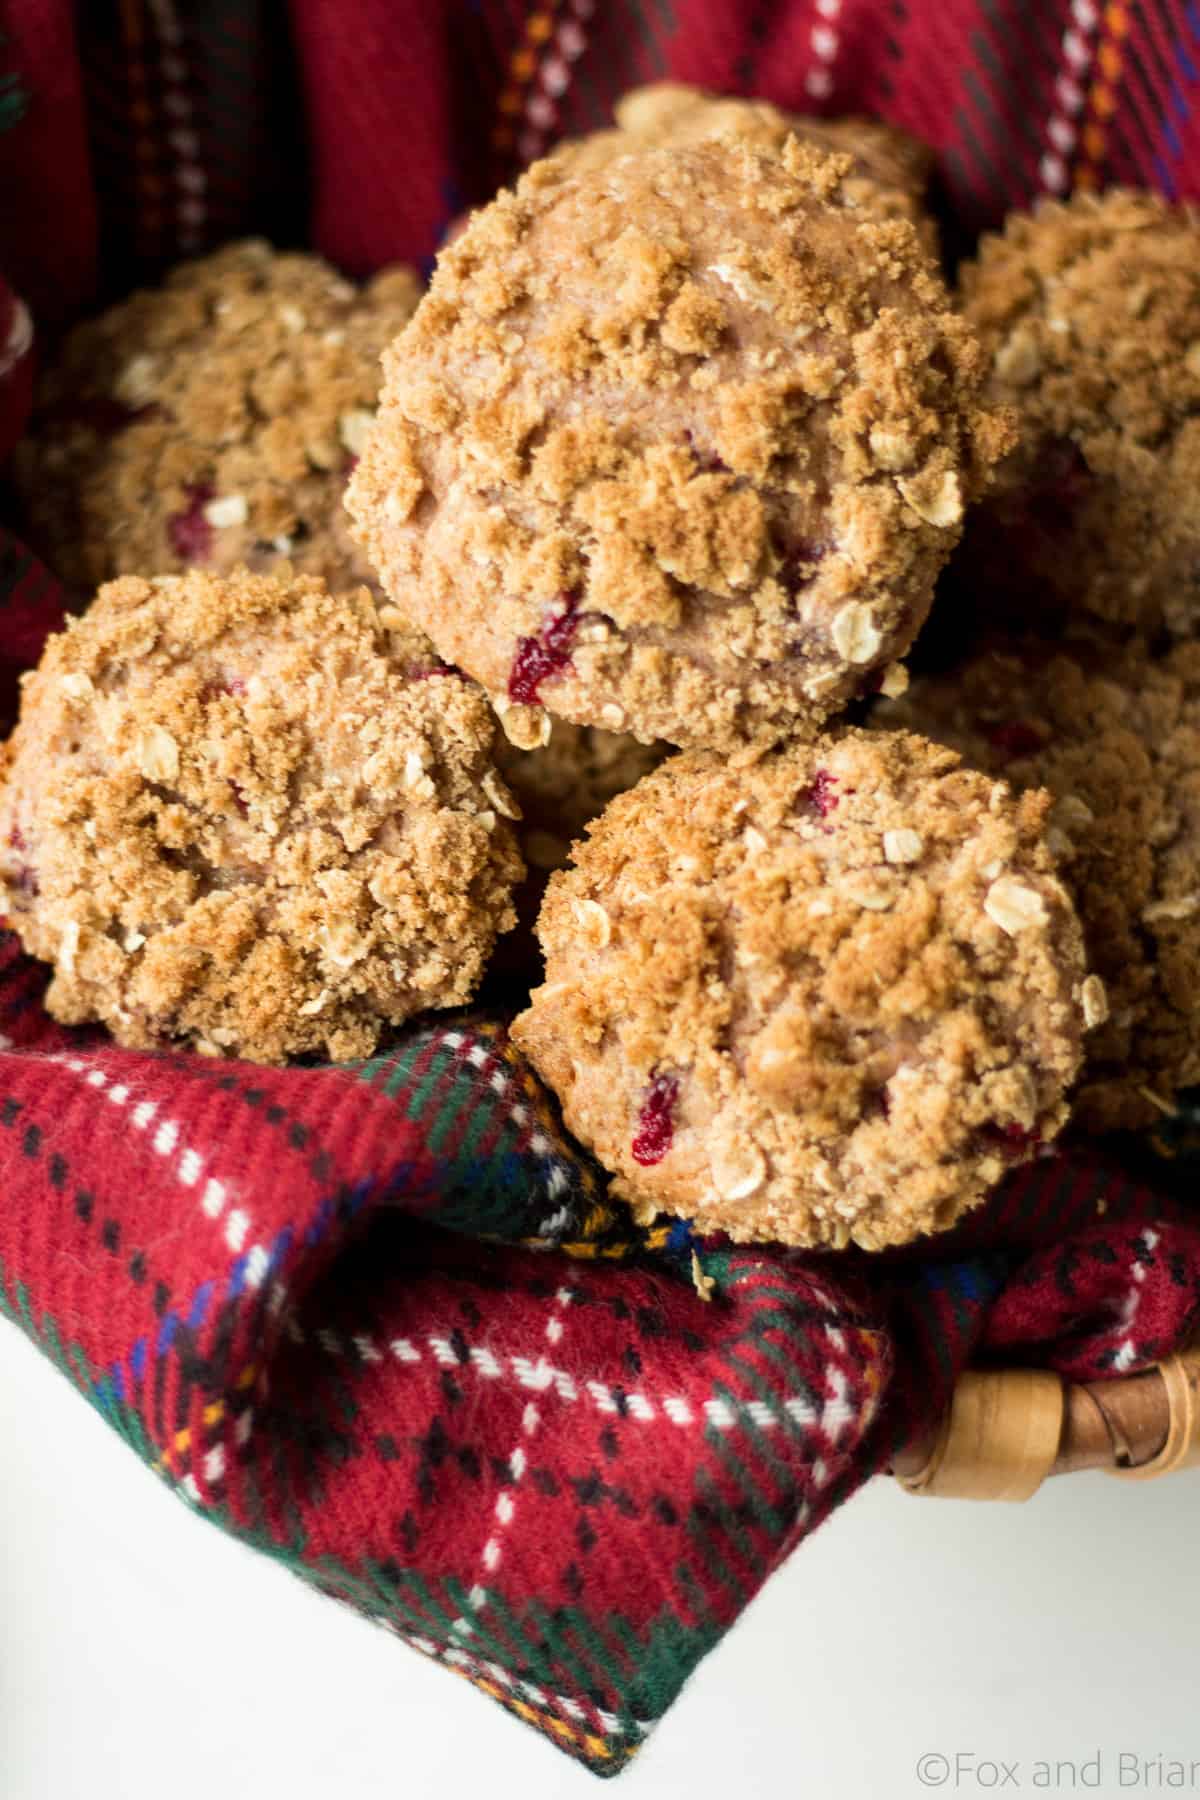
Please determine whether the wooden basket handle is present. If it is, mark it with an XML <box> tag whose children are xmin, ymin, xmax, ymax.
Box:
<box><xmin>894</xmin><ymin>1343</ymin><xmax>1200</xmax><ymax>1500</ymax></box>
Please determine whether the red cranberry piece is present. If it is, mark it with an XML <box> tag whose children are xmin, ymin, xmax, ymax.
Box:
<box><xmin>508</xmin><ymin>590</ymin><xmax>582</xmax><ymax>705</ymax></box>
<box><xmin>167</xmin><ymin>483</ymin><xmax>215</xmax><ymax>564</ymax></box>
<box><xmin>683</xmin><ymin>429</ymin><xmax>729</xmax><ymax>475</ymax></box>
<box><xmin>201</xmin><ymin>674</ymin><xmax>248</xmax><ymax>703</ymax></box>
<box><xmin>3</xmin><ymin>828</ymin><xmax>34</xmax><ymax>892</ymax></box>
<box><xmin>779</xmin><ymin>538</ymin><xmax>830</xmax><ymax>604</ymax></box>
<box><xmin>228</xmin><ymin>781</ymin><xmax>249</xmax><ymax>817</ymax></box>
<box><xmin>982</xmin><ymin>1121</ymin><xmax>1039</xmax><ymax>1158</ymax></box>
<box><xmin>631</xmin><ymin>1072</ymin><xmax>680</xmax><ymax>1166</ymax></box>
<box><xmin>985</xmin><ymin>720</ymin><xmax>1044</xmax><ymax>760</ymax></box>
<box><xmin>5</xmin><ymin>825</ymin><xmax>36</xmax><ymax>893</ymax></box>
<box><xmin>802</xmin><ymin>768</ymin><xmax>840</xmax><ymax>820</ymax></box>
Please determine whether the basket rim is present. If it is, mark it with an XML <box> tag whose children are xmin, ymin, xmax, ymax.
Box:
<box><xmin>892</xmin><ymin>1343</ymin><xmax>1200</xmax><ymax>1498</ymax></box>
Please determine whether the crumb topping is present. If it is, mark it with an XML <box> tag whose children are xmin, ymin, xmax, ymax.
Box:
<box><xmin>959</xmin><ymin>190</ymin><xmax>1200</xmax><ymax>633</ymax></box>
<box><xmin>348</xmin><ymin>136</ymin><xmax>1010</xmax><ymax>752</ymax></box>
<box><xmin>512</xmin><ymin>728</ymin><xmax>1088</xmax><ymax>1249</ymax></box>
<box><xmin>605</xmin><ymin>81</ymin><xmax>936</xmax><ymax>250</ymax></box>
<box><xmin>14</xmin><ymin>240</ymin><xmax>421</xmax><ymax>594</ymax></box>
<box><xmin>877</xmin><ymin>636</ymin><xmax>1200</xmax><ymax>1130</ymax></box>
<box><xmin>0</xmin><ymin>569</ymin><xmax>522</xmax><ymax>1062</ymax></box>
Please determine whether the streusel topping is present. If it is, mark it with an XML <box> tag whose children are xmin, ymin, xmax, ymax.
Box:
<box><xmin>348</xmin><ymin>136</ymin><xmax>1010</xmax><ymax>752</ymax></box>
<box><xmin>0</xmin><ymin>569</ymin><xmax>522</xmax><ymax>1062</ymax></box>
<box><xmin>513</xmin><ymin>729</ymin><xmax>1090</xmax><ymax>1249</ymax></box>
<box><xmin>606</xmin><ymin>81</ymin><xmax>935</xmax><ymax>249</ymax></box>
<box><xmin>877</xmin><ymin>637</ymin><xmax>1200</xmax><ymax>1130</ymax></box>
<box><xmin>958</xmin><ymin>190</ymin><xmax>1200</xmax><ymax>634</ymax></box>
<box><xmin>15</xmin><ymin>239</ymin><xmax>421</xmax><ymax>595</ymax></box>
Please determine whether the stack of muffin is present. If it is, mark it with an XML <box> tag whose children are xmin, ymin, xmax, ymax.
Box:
<box><xmin>6</xmin><ymin>84</ymin><xmax>1197</xmax><ymax>1254</ymax></box>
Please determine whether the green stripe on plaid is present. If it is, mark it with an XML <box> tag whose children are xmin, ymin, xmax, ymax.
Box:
<box><xmin>0</xmin><ymin>1258</ymin><xmax>156</xmax><ymax>1465</ymax></box>
<box><xmin>354</xmin><ymin>1022</ymin><xmax>634</xmax><ymax>1252</ymax></box>
<box><xmin>0</xmin><ymin>34</ymin><xmax>28</xmax><ymax>132</ymax></box>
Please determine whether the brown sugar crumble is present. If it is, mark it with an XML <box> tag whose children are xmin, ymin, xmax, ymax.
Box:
<box><xmin>0</xmin><ymin>569</ymin><xmax>523</xmax><ymax>1063</ymax></box>
<box><xmin>347</xmin><ymin>135</ymin><xmax>1011</xmax><ymax>754</ymax></box>
<box><xmin>876</xmin><ymin>637</ymin><xmax>1200</xmax><ymax>1131</ymax></box>
<box><xmin>512</xmin><ymin>728</ymin><xmax>1092</xmax><ymax>1250</ymax></box>
<box><xmin>14</xmin><ymin>239</ymin><xmax>422</xmax><ymax>595</ymax></box>
<box><xmin>6</xmin><ymin>145</ymin><xmax>1185</xmax><ymax>1246</ymax></box>
<box><xmin>581</xmin><ymin>81</ymin><xmax>938</xmax><ymax>255</ymax></box>
<box><xmin>957</xmin><ymin>189</ymin><xmax>1200</xmax><ymax>636</ymax></box>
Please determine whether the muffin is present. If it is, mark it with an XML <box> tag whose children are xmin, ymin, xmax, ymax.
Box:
<box><xmin>0</xmin><ymin>569</ymin><xmax>522</xmax><ymax>1062</ymax></box>
<box><xmin>14</xmin><ymin>239</ymin><xmax>421</xmax><ymax>594</ymax></box>
<box><xmin>876</xmin><ymin>638</ymin><xmax>1200</xmax><ymax>1131</ymax></box>
<box><xmin>607</xmin><ymin>81</ymin><xmax>935</xmax><ymax>250</ymax></box>
<box><xmin>348</xmin><ymin>135</ymin><xmax>1010</xmax><ymax>753</ymax></box>
<box><xmin>957</xmin><ymin>190</ymin><xmax>1200</xmax><ymax>636</ymax></box>
<box><xmin>513</xmin><ymin>729</ymin><xmax>1092</xmax><ymax>1249</ymax></box>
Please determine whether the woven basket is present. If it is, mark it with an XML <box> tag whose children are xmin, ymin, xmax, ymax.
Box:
<box><xmin>894</xmin><ymin>1343</ymin><xmax>1200</xmax><ymax>1500</ymax></box>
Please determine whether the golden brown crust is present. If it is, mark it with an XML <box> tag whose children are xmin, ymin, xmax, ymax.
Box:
<box><xmin>0</xmin><ymin>570</ymin><xmax>522</xmax><ymax>1063</ymax></box>
<box><xmin>348</xmin><ymin>136</ymin><xmax>1009</xmax><ymax>753</ymax></box>
<box><xmin>14</xmin><ymin>240</ymin><xmax>422</xmax><ymax>594</ymax></box>
<box><xmin>607</xmin><ymin>81</ymin><xmax>936</xmax><ymax>250</ymax></box>
<box><xmin>512</xmin><ymin>729</ymin><xmax>1090</xmax><ymax>1249</ymax></box>
<box><xmin>958</xmin><ymin>190</ymin><xmax>1200</xmax><ymax>634</ymax></box>
<box><xmin>876</xmin><ymin>637</ymin><xmax>1200</xmax><ymax>1131</ymax></box>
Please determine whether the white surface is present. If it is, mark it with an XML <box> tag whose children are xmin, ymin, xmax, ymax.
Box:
<box><xmin>3</xmin><ymin>1315</ymin><xmax>1198</xmax><ymax>1800</ymax></box>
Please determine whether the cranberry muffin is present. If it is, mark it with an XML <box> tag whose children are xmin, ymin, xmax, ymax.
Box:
<box><xmin>876</xmin><ymin>638</ymin><xmax>1200</xmax><ymax>1130</ymax></box>
<box><xmin>14</xmin><ymin>240</ymin><xmax>421</xmax><ymax>595</ymax></box>
<box><xmin>0</xmin><ymin>569</ymin><xmax>522</xmax><ymax>1062</ymax></box>
<box><xmin>513</xmin><ymin>729</ymin><xmax>1092</xmax><ymax>1249</ymax></box>
<box><xmin>957</xmin><ymin>190</ymin><xmax>1200</xmax><ymax>636</ymax></box>
<box><xmin>608</xmin><ymin>81</ymin><xmax>935</xmax><ymax>250</ymax></box>
<box><xmin>348</xmin><ymin>136</ymin><xmax>1008</xmax><ymax>753</ymax></box>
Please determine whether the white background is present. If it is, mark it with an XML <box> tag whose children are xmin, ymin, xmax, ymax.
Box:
<box><xmin>3</xmin><ymin>1317</ymin><xmax>1197</xmax><ymax>1800</ymax></box>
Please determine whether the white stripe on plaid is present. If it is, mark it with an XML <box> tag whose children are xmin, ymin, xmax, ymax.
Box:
<box><xmin>296</xmin><ymin>1318</ymin><xmax>862</xmax><ymax>1436</ymax></box>
<box><xmin>1040</xmin><ymin>0</ymin><xmax>1100</xmax><ymax>191</ymax></box>
<box><xmin>436</xmin><ymin>1028</ymin><xmax>572</xmax><ymax>1223</ymax></box>
<box><xmin>450</xmin><ymin>1285</ymin><xmax>577</xmax><ymax>1635</ymax></box>
<box><xmin>55</xmin><ymin>1056</ymin><xmax>275</xmax><ymax>1291</ymax></box>
<box><xmin>385</xmin><ymin>1618</ymin><xmax>653</xmax><ymax>1741</ymax></box>
<box><xmin>806</xmin><ymin>0</ymin><xmax>842</xmax><ymax>100</ymax></box>
<box><xmin>145</xmin><ymin>0</ymin><xmax>209</xmax><ymax>254</ymax></box>
<box><xmin>1111</xmin><ymin>1226</ymin><xmax>1160</xmax><ymax>1373</ymax></box>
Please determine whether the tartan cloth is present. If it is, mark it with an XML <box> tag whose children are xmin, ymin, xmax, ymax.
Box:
<box><xmin>2</xmin><ymin>1</ymin><xmax>1200</xmax><ymax>1776</ymax></box>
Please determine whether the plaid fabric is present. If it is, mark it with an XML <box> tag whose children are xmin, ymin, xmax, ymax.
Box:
<box><xmin>2</xmin><ymin>1</ymin><xmax>1200</xmax><ymax>1775</ymax></box>
<box><xmin>9</xmin><ymin>0</ymin><xmax>1200</xmax><ymax>317</ymax></box>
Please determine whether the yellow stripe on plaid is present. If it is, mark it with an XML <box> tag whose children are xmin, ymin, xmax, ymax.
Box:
<box><xmin>492</xmin><ymin>1</ymin><xmax>566</xmax><ymax>154</ymax></box>
<box><xmin>155</xmin><ymin>1363</ymin><xmax>256</xmax><ymax>1474</ymax></box>
<box><xmin>461</xmin><ymin>1667</ymin><xmax>621</xmax><ymax>1764</ymax></box>
<box><xmin>1074</xmin><ymin>4</ymin><xmax>1131</xmax><ymax>189</ymax></box>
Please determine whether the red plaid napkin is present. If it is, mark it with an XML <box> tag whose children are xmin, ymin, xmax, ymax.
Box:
<box><xmin>1</xmin><ymin>1</ymin><xmax>1199</xmax><ymax>1774</ymax></box>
